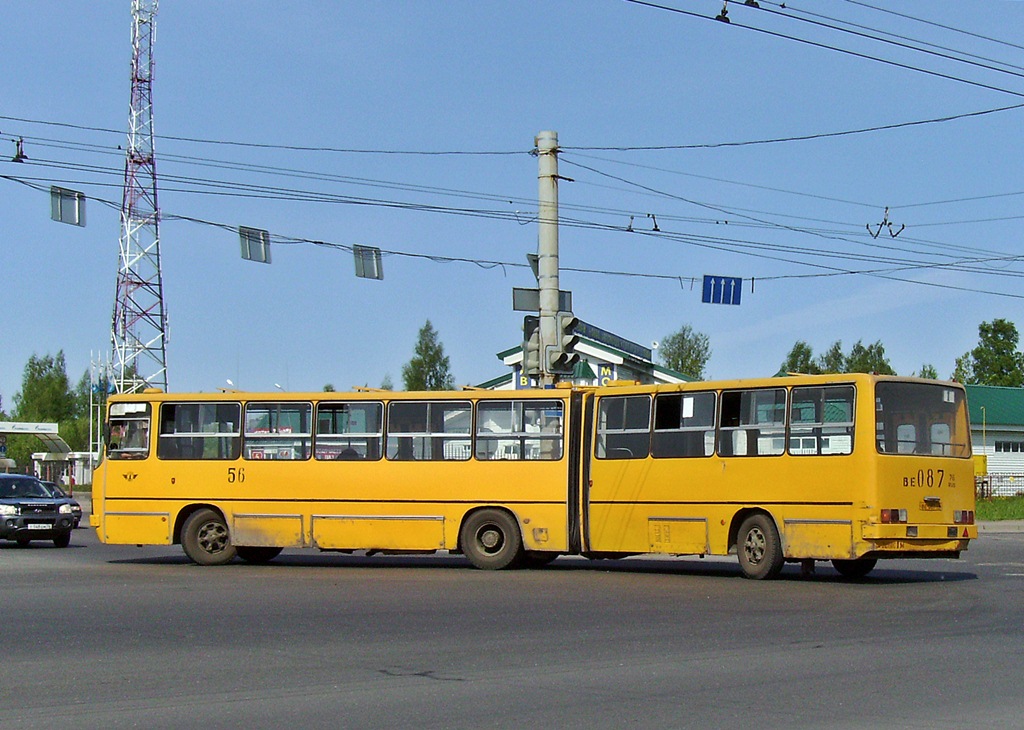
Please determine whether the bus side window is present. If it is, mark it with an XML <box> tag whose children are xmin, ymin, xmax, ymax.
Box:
<box><xmin>596</xmin><ymin>395</ymin><xmax>651</xmax><ymax>460</ymax></box>
<box><xmin>157</xmin><ymin>402</ymin><xmax>241</xmax><ymax>461</ymax></box>
<box><xmin>718</xmin><ymin>388</ymin><xmax>786</xmax><ymax>457</ymax></box>
<box><xmin>476</xmin><ymin>399</ymin><xmax>564</xmax><ymax>461</ymax></box>
<box><xmin>244</xmin><ymin>402</ymin><xmax>312</xmax><ymax>461</ymax></box>
<box><xmin>789</xmin><ymin>385</ymin><xmax>854</xmax><ymax>456</ymax></box>
<box><xmin>652</xmin><ymin>391</ymin><xmax>715</xmax><ymax>458</ymax></box>
<box><xmin>385</xmin><ymin>401</ymin><xmax>472</xmax><ymax>461</ymax></box>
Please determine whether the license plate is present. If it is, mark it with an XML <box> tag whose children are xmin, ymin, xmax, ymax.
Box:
<box><xmin>27</xmin><ymin>523</ymin><xmax>50</xmax><ymax>530</ymax></box>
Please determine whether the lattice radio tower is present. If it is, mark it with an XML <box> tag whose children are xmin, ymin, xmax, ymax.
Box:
<box><xmin>112</xmin><ymin>0</ymin><xmax>168</xmax><ymax>394</ymax></box>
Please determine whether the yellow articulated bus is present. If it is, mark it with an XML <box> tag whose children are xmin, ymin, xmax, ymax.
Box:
<box><xmin>92</xmin><ymin>373</ymin><xmax>976</xmax><ymax>579</ymax></box>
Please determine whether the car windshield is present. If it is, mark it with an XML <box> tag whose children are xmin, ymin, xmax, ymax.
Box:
<box><xmin>1</xmin><ymin>478</ymin><xmax>50</xmax><ymax>499</ymax></box>
<box><xmin>41</xmin><ymin>482</ymin><xmax>67</xmax><ymax>498</ymax></box>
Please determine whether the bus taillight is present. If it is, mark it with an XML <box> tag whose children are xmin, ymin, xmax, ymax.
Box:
<box><xmin>954</xmin><ymin>510</ymin><xmax>975</xmax><ymax>525</ymax></box>
<box><xmin>880</xmin><ymin>509</ymin><xmax>908</xmax><ymax>524</ymax></box>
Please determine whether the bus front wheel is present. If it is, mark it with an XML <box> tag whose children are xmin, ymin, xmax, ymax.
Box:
<box><xmin>460</xmin><ymin>509</ymin><xmax>523</xmax><ymax>570</ymax></box>
<box><xmin>182</xmin><ymin>508</ymin><xmax>237</xmax><ymax>566</ymax></box>
<box><xmin>737</xmin><ymin>514</ymin><xmax>785</xmax><ymax>580</ymax></box>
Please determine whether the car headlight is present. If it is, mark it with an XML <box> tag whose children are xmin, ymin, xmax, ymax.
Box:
<box><xmin>0</xmin><ymin>504</ymin><xmax>18</xmax><ymax>516</ymax></box>
<box><xmin>59</xmin><ymin>503</ymin><xmax>73</xmax><ymax>514</ymax></box>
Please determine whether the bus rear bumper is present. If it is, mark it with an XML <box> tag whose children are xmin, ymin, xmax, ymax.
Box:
<box><xmin>862</xmin><ymin>524</ymin><xmax>977</xmax><ymax>541</ymax></box>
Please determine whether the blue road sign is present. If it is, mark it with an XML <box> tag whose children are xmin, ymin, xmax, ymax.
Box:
<box><xmin>702</xmin><ymin>275</ymin><xmax>742</xmax><ymax>305</ymax></box>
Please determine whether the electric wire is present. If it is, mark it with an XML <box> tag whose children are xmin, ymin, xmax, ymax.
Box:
<box><xmin>12</xmin><ymin>145</ymin><xmax>1024</xmax><ymax>281</ymax></box>
<box><xmin>840</xmin><ymin>0</ymin><xmax>1024</xmax><ymax>54</ymax></box>
<box><xmin>22</xmin><ymin>147</ymin><xmax>1021</xmax><ymax>273</ymax></box>
<box><xmin>7</xmin><ymin>168</ymin><xmax>1024</xmax><ymax>300</ymax></box>
<box><xmin>11</xmin><ymin>132</ymin><xmax>1024</xmax><ymax>273</ymax></box>
<box><xmin>559</xmin><ymin>155</ymin><xmax>1023</xmax><ymax>272</ymax></box>
<box><xmin>623</xmin><ymin>0</ymin><xmax>1024</xmax><ymax>99</ymax></box>
<box><xmin>0</xmin><ymin>114</ymin><xmax>525</xmax><ymax>156</ymax></box>
<box><xmin>755</xmin><ymin>0</ymin><xmax>1024</xmax><ymax>82</ymax></box>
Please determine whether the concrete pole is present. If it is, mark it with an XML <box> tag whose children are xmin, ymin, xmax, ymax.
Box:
<box><xmin>536</xmin><ymin>130</ymin><xmax>559</xmax><ymax>387</ymax></box>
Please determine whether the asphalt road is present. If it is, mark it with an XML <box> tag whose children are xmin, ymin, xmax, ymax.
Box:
<box><xmin>3</xmin><ymin>521</ymin><xmax>1024</xmax><ymax>730</ymax></box>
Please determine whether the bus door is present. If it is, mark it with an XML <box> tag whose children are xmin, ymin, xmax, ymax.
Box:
<box><xmin>584</xmin><ymin>392</ymin><xmax>655</xmax><ymax>553</ymax></box>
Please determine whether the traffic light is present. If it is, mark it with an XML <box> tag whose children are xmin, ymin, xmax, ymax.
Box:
<box><xmin>548</xmin><ymin>312</ymin><xmax>580</xmax><ymax>375</ymax></box>
<box><xmin>522</xmin><ymin>315</ymin><xmax>541</xmax><ymax>377</ymax></box>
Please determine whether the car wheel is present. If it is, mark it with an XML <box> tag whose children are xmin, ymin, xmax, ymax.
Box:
<box><xmin>53</xmin><ymin>532</ymin><xmax>71</xmax><ymax>548</ymax></box>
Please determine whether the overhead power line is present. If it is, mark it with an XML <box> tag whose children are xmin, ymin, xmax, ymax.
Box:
<box><xmin>6</xmin><ymin>169</ymin><xmax>1024</xmax><ymax>300</ymax></box>
<box><xmin>0</xmin><ymin>114</ymin><xmax>525</xmax><ymax>156</ymax></box>
<box><xmin>562</xmin><ymin>103</ymin><xmax>1024</xmax><ymax>151</ymax></box>
<box><xmin>840</xmin><ymin>0</ymin><xmax>1024</xmax><ymax>54</ymax></box>
<box><xmin>755</xmin><ymin>0</ymin><xmax>1024</xmax><ymax>82</ymax></box>
<box><xmin>10</xmin><ymin>129</ymin><xmax>1024</xmax><ymax>268</ymax></box>
<box><xmin>623</xmin><ymin>0</ymin><xmax>1024</xmax><ymax>99</ymax></box>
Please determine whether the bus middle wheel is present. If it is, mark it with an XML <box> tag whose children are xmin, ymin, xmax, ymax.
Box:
<box><xmin>460</xmin><ymin>509</ymin><xmax>523</xmax><ymax>570</ymax></box>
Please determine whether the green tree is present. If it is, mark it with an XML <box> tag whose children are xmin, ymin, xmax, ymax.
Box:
<box><xmin>845</xmin><ymin>340</ymin><xmax>895</xmax><ymax>375</ymax></box>
<box><xmin>951</xmin><ymin>352</ymin><xmax>973</xmax><ymax>383</ymax></box>
<box><xmin>402</xmin><ymin>320</ymin><xmax>454</xmax><ymax>391</ymax></box>
<box><xmin>7</xmin><ymin>353</ymin><xmax>82</xmax><ymax>468</ymax></box>
<box><xmin>658</xmin><ymin>324</ymin><xmax>711</xmax><ymax>379</ymax></box>
<box><xmin>380</xmin><ymin>374</ymin><xmax>394</xmax><ymax>391</ymax></box>
<box><xmin>59</xmin><ymin>371</ymin><xmax>96</xmax><ymax>453</ymax></box>
<box><xmin>13</xmin><ymin>352</ymin><xmax>77</xmax><ymax>423</ymax></box>
<box><xmin>781</xmin><ymin>339</ymin><xmax>895</xmax><ymax>376</ymax></box>
<box><xmin>779</xmin><ymin>341</ymin><xmax>821</xmax><ymax>374</ymax></box>
<box><xmin>956</xmin><ymin>318</ymin><xmax>1024</xmax><ymax>386</ymax></box>
<box><xmin>818</xmin><ymin>341</ymin><xmax>847</xmax><ymax>374</ymax></box>
<box><xmin>915</xmin><ymin>363</ymin><xmax>939</xmax><ymax>380</ymax></box>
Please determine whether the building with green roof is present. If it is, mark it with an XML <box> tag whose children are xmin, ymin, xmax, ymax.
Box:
<box><xmin>479</xmin><ymin>320</ymin><xmax>691</xmax><ymax>390</ymax></box>
<box><xmin>965</xmin><ymin>384</ymin><xmax>1024</xmax><ymax>478</ymax></box>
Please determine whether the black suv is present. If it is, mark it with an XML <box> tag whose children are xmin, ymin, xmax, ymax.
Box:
<box><xmin>0</xmin><ymin>474</ymin><xmax>75</xmax><ymax>547</ymax></box>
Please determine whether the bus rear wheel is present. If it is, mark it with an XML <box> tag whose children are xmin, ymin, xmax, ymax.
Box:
<box><xmin>182</xmin><ymin>508</ymin><xmax>237</xmax><ymax>566</ymax></box>
<box><xmin>832</xmin><ymin>558</ymin><xmax>877</xmax><ymax>579</ymax></box>
<box><xmin>236</xmin><ymin>546</ymin><xmax>283</xmax><ymax>564</ymax></box>
<box><xmin>460</xmin><ymin>509</ymin><xmax>523</xmax><ymax>570</ymax></box>
<box><xmin>737</xmin><ymin>514</ymin><xmax>785</xmax><ymax>580</ymax></box>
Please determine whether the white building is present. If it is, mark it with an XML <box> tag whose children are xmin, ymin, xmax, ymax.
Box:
<box><xmin>965</xmin><ymin>384</ymin><xmax>1024</xmax><ymax>496</ymax></box>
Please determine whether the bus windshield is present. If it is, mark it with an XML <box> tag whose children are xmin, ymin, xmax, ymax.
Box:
<box><xmin>875</xmin><ymin>382</ymin><xmax>970</xmax><ymax>458</ymax></box>
<box><xmin>106</xmin><ymin>402</ymin><xmax>152</xmax><ymax>460</ymax></box>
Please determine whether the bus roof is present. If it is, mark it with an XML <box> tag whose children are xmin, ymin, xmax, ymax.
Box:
<box><xmin>106</xmin><ymin>373</ymin><xmax>964</xmax><ymax>403</ymax></box>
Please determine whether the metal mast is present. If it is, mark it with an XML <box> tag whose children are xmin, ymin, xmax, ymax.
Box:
<box><xmin>112</xmin><ymin>0</ymin><xmax>167</xmax><ymax>394</ymax></box>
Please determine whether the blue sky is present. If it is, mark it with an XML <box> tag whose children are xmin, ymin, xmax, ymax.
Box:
<box><xmin>3</xmin><ymin>1</ymin><xmax>1024</xmax><ymax>405</ymax></box>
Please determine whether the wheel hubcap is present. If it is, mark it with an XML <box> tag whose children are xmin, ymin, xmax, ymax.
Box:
<box><xmin>197</xmin><ymin>522</ymin><xmax>229</xmax><ymax>554</ymax></box>
<box><xmin>744</xmin><ymin>528</ymin><xmax>766</xmax><ymax>564</ymax></box>
<box><xmin>478</xmin><ymin>527</ymin><xmax>503</xmax><ymax>553</ymax></box>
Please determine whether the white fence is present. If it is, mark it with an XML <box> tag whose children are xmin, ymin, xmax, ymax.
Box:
<box><xmin>977</xmin><ymin>473</ymin><xmax>1024</xmax><ymax>498</ymax></box>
